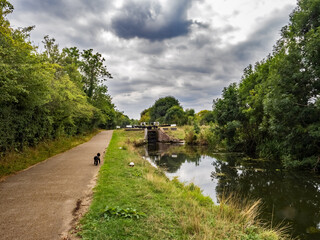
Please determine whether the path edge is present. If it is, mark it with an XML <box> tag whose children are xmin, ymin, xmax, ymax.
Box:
<box><xmin>61</xmin><ymin>130</ymin><xmax>113</xmax><ymax>240</ymax></box>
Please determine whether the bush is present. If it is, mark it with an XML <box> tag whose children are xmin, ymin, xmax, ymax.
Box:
<box><xmin>185</xmin><ymin>130</ymin><xmax>197</xmax><ymax>145</ymax></box>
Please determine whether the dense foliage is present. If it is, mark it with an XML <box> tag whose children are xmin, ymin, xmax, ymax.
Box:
<box><xmin>139</xmin><ymin>96</ymin><xmax>199</xmax><ymax>126</ymax></box>
<box><xmin>213</xmin><ymin>0</ymin><xmax>320</xmax><ymax>170</ymax></box>
<box><xmin>0</xmin><ymin>0</ymin><xmax>124</xmax><ymax>153</ymax></box>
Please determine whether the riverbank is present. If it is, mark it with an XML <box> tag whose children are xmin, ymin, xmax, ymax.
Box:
<box><xmin>0</xmin><ymin>129</ymin><xmax>99</xmax><ymax>179</ymax></box>
<box><xmin>162</xmin><ymin>125</ymin><xmax>221</xmax><ymax>148</ymax></box>
<box><xmin>78</xmin><ymin>130</ymin><xmax>290</xmax><ymax>239</ymax></box>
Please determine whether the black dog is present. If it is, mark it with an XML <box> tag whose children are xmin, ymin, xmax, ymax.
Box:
<box><xmin>94</xmin><ymin>153</ymin><xmax>101</xmax><ymax>166</ymax></box>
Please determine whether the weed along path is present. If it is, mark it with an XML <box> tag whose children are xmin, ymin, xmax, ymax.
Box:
<box><xmin>0</xmin><ymin>130</ymin><xmax>113</xmax><ymax>240</ymax></box>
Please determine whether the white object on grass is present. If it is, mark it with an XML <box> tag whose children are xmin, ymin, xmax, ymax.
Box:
<box><xmin>129</xmin><ymin>162</ymin><xmax>134</xmax><ymax>167</ymax></box>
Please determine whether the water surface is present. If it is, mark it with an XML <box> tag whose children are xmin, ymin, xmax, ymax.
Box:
<box><xmin>142</xmin><ymin>143</ymin><xmax>320</xmax><ymax>240</ymax></box>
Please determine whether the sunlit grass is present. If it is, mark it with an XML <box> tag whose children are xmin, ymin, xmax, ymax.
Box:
<box><xmin>0</xmin><ymin>129</ymin><xmax>99</xmax><ymax>179</ymax></box>
<box><xmin>78</xmin><ymin>129</ymin><xmax>291</xmax><ymax>240</ymax></box>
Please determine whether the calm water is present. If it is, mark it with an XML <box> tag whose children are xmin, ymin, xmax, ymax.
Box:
<box><xmin>142</xmin><ymin>143</ymin><xmax>320</xmax><ymax>240</ymax></box>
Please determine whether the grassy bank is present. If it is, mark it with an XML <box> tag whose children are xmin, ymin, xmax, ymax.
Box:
<box><xmin>161</xmin><ymin>126</ymin><xmax>187</xmax><ymax>140</ymax></box>
<box><xmin>0</xmin><ymin>129</ymin><xmax>99</xmax><ymax>179</ymax></box>
<box><xmin>162</xmin><ymin>125</ymin><xmax>224</xmax><ymax>151</ymax></box>
<box><xmin>78</xmin><ymin>130</ymin><xmax>289</xmax><ymax>240</ymax></box>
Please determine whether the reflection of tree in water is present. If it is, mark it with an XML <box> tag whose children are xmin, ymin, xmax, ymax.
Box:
<box><xmin>157</xmin><ymin>153</ymin><xmax>202</xmax><ymax>173</ymax></box>
<box><xmin>212</xmin><ymin>155</ymin><xmax>320</xmax><ymax>240</ymax></box>
<box><xmin>146</xmin><ymin>144</ymin><xmax>202</xmax><ymax>173</ymax></box>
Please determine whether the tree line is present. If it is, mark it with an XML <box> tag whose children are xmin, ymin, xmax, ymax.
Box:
<box><xmin>213</xmin><ymin>0</ymin><xmax>320</xmax><ymax>169</ymax></box>
<box><xmin>0</xmin><ymin>0</ymin><xmax>129</xmax><ymax>153</ymax></box>
<box><xmin>140</xmin><ymin>96</ymin><xmax>214</xmax><ymax>126</ymax></box>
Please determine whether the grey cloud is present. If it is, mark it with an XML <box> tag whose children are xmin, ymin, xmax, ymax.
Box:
<box><xmin>193</xmin><ymin>20</ymin><xmax>210</xmax><ymax>29</ymax></box>
<box><xmin>18</xmin><ymin>0</ymin><xmax>110</xmax><ymax>20</ymax></box>
<box><xmin>110</xmin><ymin>75</ymin><xmax>173</xmax><ymax>96</ymax></box>
<box><xmin>190</xmin><ymin>33</ymin><xmax>213</xmax><ymax>49</ymax></box>
<box><xmin>120</xmin><ymin>4</ymin><xmax>295</xmax><ymax>116</ymax></box>
<box><xmin>136</xmin><ymin>40</ymin><xmax>167</xmax><ymax>55</ymax></box>
<box><xmin>230</xmin><ymin>4</ymin><xmax>294</xmax><ymax>63</ymax></box>
<box><xmin>111</xmin><ymin>0</ymin><xmax>193</xmax><ymax>41</ymax></box>
<box><xmin>111</xmin><ymin>3</ymin><xmax>296</xmax><ymax>118</ymax></box>
<box><xmin>10</xmin><ymin>0</ymin><xmax>114</xmax><ymax>50</ymax></box>
<box><xmin>176</xmin><ymin>45</ymin><xmax>188</xmax><ymax>50</ymax></box>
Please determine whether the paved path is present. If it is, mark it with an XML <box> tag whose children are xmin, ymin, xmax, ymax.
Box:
<box><xmin>0</xmin><ymin>130</ymin><xmax>113</xmax><ymax>240</ymax></box>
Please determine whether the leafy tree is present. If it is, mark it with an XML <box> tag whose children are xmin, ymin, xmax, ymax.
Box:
<box><xmin>140</xmin><ymin>108</ymin><xmax>151</xmax><ymax>123</ymax></box>
<box><xmin>213</xmin><ymin>83</ymin><xmax>243</xmax><ymax>126</ymax></box>
<box><xmin>0</xmin><ymin>8</ymin><xmax>52</xmax><ymax>150</ymax></box>
<box><xmin>164</xmin><ymin>105</ymin><xmax>186</xmax><ymax>125</ymax></box>
<box><xmin>80</xmin><ymin>49</ymin><xmax>112</xmax><ymax>99</ymax></box>
<box><xmin>212</xmin><ymin>0</ymin><xmax>320</xmax><ymax>169</ymax></box>
<box><xmin>61</xmin><ymin>47</ymin><xmax>82</xmax><ymax>86</ymax></box>
<box><xmin>114</xmin><ymin>111</ymin><xmax>130</xmax><ymax>128</ymax></box>
<box><xmin>0</xmin><ymin>0</ymin><xmax>13</xmax><ymax>25</ymax></box>
<box><xmin>196</xmin><ymin>110</ymin><xmax>215</xmax><ymax>125</ymax></box>
<box><xmin>213</xmin><ymin>83</ymin><xmax>244</xmax><ymax>151</ymax></box>
<box><xmin>42</xmin><ymin>35</ymin><xmax>62</xmax><ymax>64</ymax></box>
<box><xmin>0</xmin><ymin>1</ymin><xmax>117</xmax><ymax>154</ymax></box>
<box><xmin>238</xmin><ymin>59</ymin><xmax>273</xmax><ymax>155</ymax></box>
<box><xmin>149</xmin><ymin>96</ymin><xmax>180</xmax><ymax>123</ymax></box>
<box><xmin>185</xmin><ymin>108</ymin><xmax>195</xmax><ymax>117</ymax></box>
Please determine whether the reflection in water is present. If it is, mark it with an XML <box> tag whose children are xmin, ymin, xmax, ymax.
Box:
<box><xmin>143</xmin><ymin>143</ymin><xmax>320</xmax><ymax>240</ymax></box>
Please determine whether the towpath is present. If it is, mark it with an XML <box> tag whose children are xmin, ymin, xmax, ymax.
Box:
<box><xmin>0</xmin><ymin>130</ymin><xmax>113</xmax><ymax>240</ymax></box>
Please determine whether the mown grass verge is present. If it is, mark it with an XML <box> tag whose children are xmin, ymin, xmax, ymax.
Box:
<box><xmin>0</xmin><ymin>129</ymin><xmax>100</xmax><ymax>179</ymax></box>
<box><xmin>78</xmin><ymin>130</ymin><xmax>290</xmax><ymax>240</ymax></box>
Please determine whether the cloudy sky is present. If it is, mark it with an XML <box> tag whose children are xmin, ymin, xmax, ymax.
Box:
<box><xmin>9</xmin><ymin>0</ymin><xmax>297</xmax><ymax>119</ymax></box>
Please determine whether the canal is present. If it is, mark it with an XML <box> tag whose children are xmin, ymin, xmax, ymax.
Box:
<box><xmin>141</xmin><ymin>143</ymin><xmax>320</xmax><ymax>240</ymax></box>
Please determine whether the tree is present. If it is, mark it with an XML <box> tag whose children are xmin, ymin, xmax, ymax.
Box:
<box><xmin>88</xmin><ymin>85</ymin><xmax>115</xmax><ymax>129</ymax></box>
<box><xmin>140</xmin><ymin>108</ymin><xmax>151</xmax><ymax>123</ymax></box>
<box><xmin>238</xmin><ymin>58</ymin><xmax>273</xmax><ymax>155</ymax></box>
<box><xmin>213</xmin><ymin>83</ymin><xmax>244</xmax><ymax>151</ymax></box>
<box><xmin>0</xmin><ymin>7</ymin><xmax>53</xmax><ymax>150</ymax></box>
<box><xmin>0</xmin><ymin>1</ymin><xmax>117</xmax><ymax>154</ymax></box>
<box><xmin>213</xmin><ymin>83</ymin><xmax>243</xmax><ymax>126</ymax></box>
<box><xmin>149</xmin><ymin>96</ymin><xmax>181</xmax><ymax>122</ymax></box>
<box><xmin>196</xmin><ymin>110</ymin><xmax>214</xmax><ymax>125</ymax></box>
<box><xmin>42</xmin><ymin>35</ymin><xmax>62</xmax><ymax>64</ymax></box>
<box><xmin>185</xmin><ymin>108</ymin><xmax>195</xmax><ymax>117</ymax></box>
<box><xmin>114</xmin><ymin>111</ymin><xmax>130</xmax><ymax>128</ymax></box>
<box><xmin>0</xmin><ymin>0</ymin><xmax>13</xmax><ymax>25</ymax></box>
<box><xmin>164</xmin><ymin>106</ymin><xmax>186</xmax><ymax>125</ymax></box>
<box><xmin>212</xmin><ymin>0</ymin><xmax>320</xmax><ymax>168</ymax></box>
<box><xmin>80</xmin><ymin>49</ymin><xmax>112</xmax><ymax>99</ymax></box>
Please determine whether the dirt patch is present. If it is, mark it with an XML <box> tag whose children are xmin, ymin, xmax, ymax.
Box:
<box><xmin>61</xmin><ymin>194</ymin><xmax>93</xmax><ymax>239</ymax></box>
<box><xmin>62</xmin><ymin>175</ymin><xmax>99</xmax><ymax>240</ymax></box>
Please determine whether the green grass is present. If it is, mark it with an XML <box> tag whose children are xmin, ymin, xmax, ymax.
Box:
<box><xmin>78</xmin><ymin>130</ymin><xmax>291</xmax><ymax>240</ymax></box>
<box><xmin>0</xmin><ymin>130</ymin><xmax>99</xmax><ymax>179</ymax></box>
<box><xmin>161</xmin><ymin>126</ymin><xmax>187</xmax><ymax>140</ymax></box>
